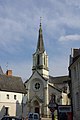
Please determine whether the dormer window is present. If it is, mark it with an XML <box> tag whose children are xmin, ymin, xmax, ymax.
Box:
<box><xmin>44</xmin><ymin>56</ymin><xmax>45</xmax><ymax>65</ymax></box>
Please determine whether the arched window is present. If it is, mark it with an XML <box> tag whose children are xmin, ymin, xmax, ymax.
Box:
<box><xmin>44</xmin><ymin>56</ymin><xmax>45</xmax><ymax>65</ymax></box>
<box><xmin>33</xmin><ymin>100</ymin><xmax>39</xmax><ymax>106</ymax></box>
<box><xmin>37</xmin><ymin>54</ymin><xmax>40</xmax><ymax>65</ymax></box>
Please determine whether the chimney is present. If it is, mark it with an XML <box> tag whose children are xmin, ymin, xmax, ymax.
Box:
<box><xmin>73</xmin><ymin>48</ymin><xmax>80</xmax><ymax>58</ymax></box>
<box><xmin>6</xmin><ymin>70</ymin><xmax>12</xmax><ymax>76</ymax></box>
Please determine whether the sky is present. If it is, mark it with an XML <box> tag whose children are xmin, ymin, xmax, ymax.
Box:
<box><xmin>0</xmin><ymin>0</ymin><xmax>80</xmax><ymax>81</ymax></box>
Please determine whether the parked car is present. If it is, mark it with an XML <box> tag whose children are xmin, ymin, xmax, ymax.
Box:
<box><xmin>28</xmin><ymin>113</ymin><xmax>40</xmax><ymax>120</ymax></box>
<box><xmin>1</xmin><ymin>116</ymin><xmax>22</xmax><ymax>120</ymax></box>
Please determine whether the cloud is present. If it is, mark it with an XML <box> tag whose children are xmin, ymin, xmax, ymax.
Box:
<box><xmin>49</xmin><ymin>55</ymin><xmax>69</xmax><ymax>77</ymax></box>
<box><xmin>65</xmin><ymin>0</ymin><xmax>80</xmax><ymax>7</ymax></box>
<box><xmin>0</xmin><ymin>0</ymin><xmax>80</xmax><ymax>80</ymax></box>
<box><xmin>59</xmin><ymin>34</ymin><xmax>80</xmax><ymax>41</ymax></box>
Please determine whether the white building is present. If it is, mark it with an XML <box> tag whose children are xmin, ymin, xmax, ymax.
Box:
<box><xmin>0</xmin><ymin>68</ymin><xmax>27</xmax><ymax>119</ymax></box>
<box><xmin>69</xmin><ymin>48</ymin><xmax>80</xmax><ymax>120</ymax></box>
<box><xmin>25</xmin><ymin>22</ymin><xmax>70</xmax><ymax>118</ymax></box>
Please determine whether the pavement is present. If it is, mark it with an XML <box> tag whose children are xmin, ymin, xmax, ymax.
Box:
<box><xmin>41</xmin><ymin>118</ymin><xmax>52</xmax><ymax>120</ymax></box>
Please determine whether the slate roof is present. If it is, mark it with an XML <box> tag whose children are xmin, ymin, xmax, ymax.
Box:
<box><xmin>0</xmin><ymin>74</ymin><xmax>26</xmax><ymax>94</ymax></box>
<box><xmin>36</xmin><ymin>23</ymin><xmax>45</xmax><ymax>53</ymax></box>
<box><xmin>49</xmin><ymin>75</ymin><xmax>70</xmax><ymax>84</ymax></box>
<box><xmin>48</xmin><ymin>83</ymin><xmax>62</xmax><ymax>92</ymax></box>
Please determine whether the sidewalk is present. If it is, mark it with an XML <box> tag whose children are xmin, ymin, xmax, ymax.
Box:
<box><xmin>41</xmin><ymin>118</ymin><xmax>52</xmax><ymax>120</ymax></box>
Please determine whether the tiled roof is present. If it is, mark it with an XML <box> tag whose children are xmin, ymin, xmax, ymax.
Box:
<box><xmin>0</xmin><ymin>74</ymin><xmax>26</xmax><ymax>94</ymax></box>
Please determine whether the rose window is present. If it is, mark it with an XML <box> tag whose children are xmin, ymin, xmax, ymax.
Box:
<box><xmin>35</xmin><ymin>83</ymin><xmax>40</xmax><ymax>89</ymax></box>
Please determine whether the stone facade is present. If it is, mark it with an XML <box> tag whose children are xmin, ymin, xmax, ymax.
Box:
<box><xmin>0</xmin><ymin>91</ymin><xmax>23</xmax><ymax>118</ymax></box>
<box><xmin>25</xmin><ymin>23</ymin><xmax>70</xmax><ymax>118</ymax></box>
<box><xmin>0</xmin><ymin>69</ymin><xmax>27</xmax><ymax>119</ymax></box>
<box><xmin>69</xmin><ymin>48</ymin><xmax>80</xmax><ymax>120</ymax></box>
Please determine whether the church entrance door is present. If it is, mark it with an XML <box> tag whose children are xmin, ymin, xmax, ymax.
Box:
<box><xmin>35</xmin><ymin>107</ymin><xmax>39</xmax><ymax>114</ymax></box>
<box><xmin>33</xmin><ymin>100</ymin><xmax>40</xmax><ymax>114</ymax></box>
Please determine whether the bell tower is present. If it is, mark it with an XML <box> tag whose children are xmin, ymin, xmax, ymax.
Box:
<box><xmin>32</xmin><ymin>21</ymin><xmax>49</xmax><ymax>78</ymax></box>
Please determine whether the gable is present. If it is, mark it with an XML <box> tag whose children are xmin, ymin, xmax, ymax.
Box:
<box><xmin>25</xmin><ymin>70</ymin><xmax>48</xmax><ymax>84</ymax></box>
<box><xmin>29</xmin><ymin>95</ymin><xmax>43</xmax><ymax>103</ymax></box>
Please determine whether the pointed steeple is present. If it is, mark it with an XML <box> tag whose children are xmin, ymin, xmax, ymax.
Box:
<box><xmin>32</xmin><ymin>20</ymin><xmax>49</xmax><ymax>78</ymax></box>
<box><xmin>37</xmin><ymin>21</ymin><xmax>45</xmax><ymax>53</ymax></box>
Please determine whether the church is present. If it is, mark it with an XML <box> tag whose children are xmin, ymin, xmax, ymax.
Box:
<box><xmin>25</xmin><ymin>22</ymin><xmax>70</xmax><ymax>118</ymax></box>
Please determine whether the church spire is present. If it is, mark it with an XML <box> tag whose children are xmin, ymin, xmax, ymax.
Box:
<box><xmin>32</xmin><ymin>20</ymin><xmax>49</xmax><ymax>78</ymax></box>
<box><xmin>37</xmin><ymin>19</ymin><xmax>45</xmax><ymax>53</ymax></box>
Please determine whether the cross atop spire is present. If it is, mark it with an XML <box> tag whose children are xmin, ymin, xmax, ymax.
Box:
<box><xmin>37</xmin><ymin>18</ymin><xmax>45</xmax><ymax>53</ymax></box>
<box><xmin>32</xmin><ymin>20</ymin><xmax>49</xmax><ymax>78</ymax></box>
<box><xmin>40</xmin><ymin>17</ymin><xmax>42</xmax><ymax>26</ymax></box>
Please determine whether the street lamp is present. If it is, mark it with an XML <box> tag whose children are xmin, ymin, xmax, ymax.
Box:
<box><xmin>48</xmin><ymin>94</ymin><xmax>57</xmax><ymax>120</ymax></box>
